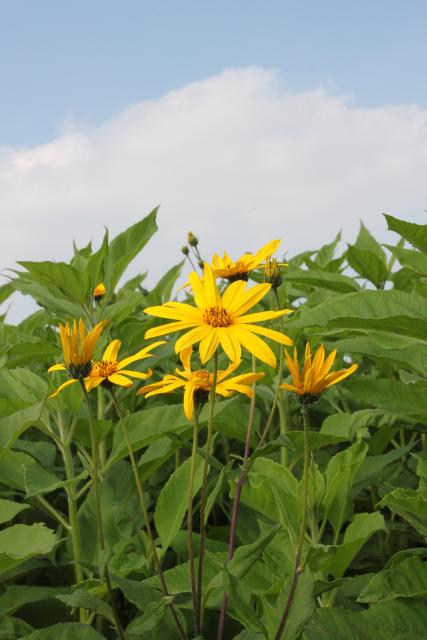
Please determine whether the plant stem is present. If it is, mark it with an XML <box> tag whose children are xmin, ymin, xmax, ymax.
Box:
<box><xmin>217</xmin><ymin>356</ymin><xmax>257</xmax><ymax>640</ymax></box>
<box><xmin>109</xmin><ymin>389</ymin><xmax>187</xmax><ymax>640</ymax></box>
<box><xmin>188</xmin><ymin>409</ymin><xmax>200</xmax><ymax>635</ymax></box>
<box><xmin>57</xmin><ymin>412</ymin><xmax>86</xmax><ymax>622</ymax></box>
<box><xmin>196</xmin><ymin>351</ymin><xmax>218</xmax><ymax>631</ymax></box>
<box><xmin>274</xmin><ymin>403</ymin><xmax>310</xmax><ymax>640</ymax></box>
<box><xmin>80</xmin><ymin>382</ymin><xmax>126</xmax><ymax>640</ymax></box>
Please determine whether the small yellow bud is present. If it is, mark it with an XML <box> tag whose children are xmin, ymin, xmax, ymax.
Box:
<box><xmin>188</xmin><ymin>231</ymin><xmax>198</xmax><ymax>247</ymax></box>
<box><xmin>264</xmin><ymin>258</ymin><xmax>282</xmax><ymax>289</ymax></box>
<box><xmin>93</xmin><ymin>282</ymin><xmax>107</xmax><ymax>300</ymax></box>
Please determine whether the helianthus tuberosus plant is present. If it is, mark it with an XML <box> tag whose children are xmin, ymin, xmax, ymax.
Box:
<box><xmin>2</xmin><ymin>209</ymin><xmax>427</xmax><ymax>640</ymax></box>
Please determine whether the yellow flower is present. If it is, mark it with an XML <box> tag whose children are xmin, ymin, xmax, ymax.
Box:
<box><xmin>48</xmin><ymin>319</ymin><xmax>106</xmax><ymax>397</ymax></box>
<box><xmin>93</xmin><ymin>282</ymin><xmax>107</xmax><ymax>300</ymax></box>
<box><xmin>281</xmin><ymin>343</ymin><xmax>358</xmax><ymax>403</ymax></box>
<box><xmin>137</xmin><ymin>347</ymin><xmax>265</xmax><ymax>421</ymax></box>
<box><xmin>144</xmin><ymin>263</ymin><xmax>292</xmax><ymax>367</ymax></box>
<box><xmin>85</xmin><ymin>339</ymin><xmax>166</xmax><ymax>391</ymax></box>
<box><xmin>212</xmin><ymin>239</ymin><xmax>281</xmax><ymax>282</ymax></box>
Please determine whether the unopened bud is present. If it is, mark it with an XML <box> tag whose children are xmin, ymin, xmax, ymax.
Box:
<box><xmin>264</xmin><ymin>258</ymin><xmax>282</xmax><ymax>289</ymax></box>
<box><xmin>93</xmin><ymin>282</ymin><xmax>107</xmax><ymax>300</ymax></box>
<box><xmin>181</xmin><ymin>245</ymin><xmax>190</xmax><ymax>256</ymax></box>
<box><xmin>188</xmin><ymin>231</ymin><xmax>198</xmax><ymax>247</ymax></box>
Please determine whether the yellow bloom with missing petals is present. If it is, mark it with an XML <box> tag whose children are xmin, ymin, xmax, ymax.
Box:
<box><xmin>212</xmin><ymin>239</ymin><xmax>281</xmax><ymax>281</ymax></box>
<box><xmin>85</xmin><ymin>339</ymin><xmax>166</xmax><ymax>391</ymax></box>
<box><xmin>138</xmin><ymin>347</ymin><xmax>265</xmax><ymax>421</ymax></box>
<box><xmin>48</xmin><ymin>319</ymin><xmax>106</xmax><ymax>397</ymax></box>
<box><xmin>93</xmin><ymin>282</ymin><xmax>107</xmax><ymax>300</ymax></box>
<box><xmin>281</xmin><ymin>343</ymin><xmax>358</xmax><ymax>404</ymax></box>
<box><xmin>144</xmin><ymin>263</ymin><xmax>292</xmax><ymax>367</ymax></box>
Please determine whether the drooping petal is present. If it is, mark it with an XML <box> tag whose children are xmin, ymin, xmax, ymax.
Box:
<box><xmin>117</xmin><ymin>340</ymin><xmax>166</xmax><ymax>369</ymax></box>
<box><xmin>230</xmin><ymin>326</ymin><xmax>276</xmax><ymax>367</ymax></box>
<box><xmin>235</xmin><ymin>309</ymin><xmax>291</xmax><ymax>324</ymax></box>
<box><xmin>179</xmin><ymin>346</ymin><xmax>193</xmax><ymax>371</ymax></box>
<box><xmin>108</xmin><ymin>373</ymin><xmax>133</xmax><ymax>387</ymax></box>
<box><xmin>183</xmin><ymin>382</ymin><xmax>198</xmax><ymax>421</ymax></box>
<box><xmin>238</xmin><ymin>323</ymin><xmax>293</xmax><ymax>346</ymax></box>
<box><xmin>49</xmin><ymin>378</ymin><xmax>78</xmax><ymax>398</ymax></box>
<box><xmin>48</xmin><ymin>363</ymin><xmax>67</xmax><ymax>372</ymax></box>
<box><xmin>199</xmin><ymin>328</ymin><xmax>220</xmax><ymax>363</ymax></box>
<box><xmin>84</xmin><ymin>376</ymin><xmax>104</xmax><ymax>392</ymax></box>
<box><xmin>218</xmin><ymin>328</ymin><xmax>242</xmax><ymax>363</ymax></box>
<box><xmin>119</xmin><ymin>369</ymin><xmax>153</xmax><ymax>380</ymax></box>
<box><xmin>175</xmin><ymin>324</ymin><xmax>212</xmax><ymax>353</ymax></box>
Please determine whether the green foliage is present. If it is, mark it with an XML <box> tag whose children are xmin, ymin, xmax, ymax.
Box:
<box><xmin>1</xmin><ymin>211</ymin><xmax>426</xmax><ymax>638</ymax></box>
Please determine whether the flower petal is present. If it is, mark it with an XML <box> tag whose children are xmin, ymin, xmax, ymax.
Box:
<box><xmin>119</xmin><ymin>368</ymin><xmax>153</xmax><ymax>380</ymax></box>
<box><xmin>145</xmin><ymin>320</ymin><xmax>198</xmax><ymax>340</ymax></box>
<box><xmin>218</xmin><ymin>327</ymin><xmax>241</xmax><ymax>363</ymax></box>
<box><xmin>103</xmin><ymin>339</ymin><xmax>121</xmax><ymax>363</ymax></box>
<box><xmin>49</xmin><ymin>378</ymin><xmax>78</xmax><ymax>398</ymax></box>
<box><xmin>108</xmin><ymin>373</ymin><xmax>133</xmax><ymax>387</ymax></box>
<box><xmin>229</xmin><ymin>326</ymin><xmax>276</xmax><ymax>367</ymax></box>
<box><xmin>175</xmin><ymin>324</ymin><xmax>212</xmax><ymax>353</ymax></box>
<box><xmin>117</xmin><ymin>340</ymin><xmax>166</xmax><ymax>369</ymax></box>
<box><xmin>48</xmin><ymin>363</ymin><xmax>67</xmax><ymax>373</ymax></box>
<box><xmin>199</xmin><ymin>328</ymin><xmax>220</xmax><ymax>364</ymax></box>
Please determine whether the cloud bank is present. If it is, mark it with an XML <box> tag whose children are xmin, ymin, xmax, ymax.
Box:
<box><xmin>1</xmin><ymin>67</ymin><xmax>427</xmax><ymax>321</ymax></box>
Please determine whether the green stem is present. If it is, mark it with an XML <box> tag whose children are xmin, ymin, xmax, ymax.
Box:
<box><xmin>109</xmin><ymin>389</ymin><xmax>187</xmax><ymax>640</ymax></box>
<box><xmin>196</xmin><ymin>351</ymin><xmax>218</xmax><ymax>631</ymax></box>
<box><xmin>274</xmin><ymin>403</ymin><xmax>310</xmax><ymax>640</ymax></box>
<box><xmin>188</xmin><ymin>410</ymin><xmax>200</xmax><ymax>635</ymax></box>
<box><xmin>80</xmin><ymin>382</ymin><xmax>126</xmax><ymax>640</ymax></box>
<box><xmin>97</xmin><ymin>387</ymin><xmax>107</xmax><ymax>468</ymax></box>
<box><xmin>57</xmin><ymin>413</ymin><xmax>86</xmax><ymax>622</ymax></box>
<box><xmin>31</xmin><ymin>495</ymin><xmax>70</xmax><ymax>532</ymax></box>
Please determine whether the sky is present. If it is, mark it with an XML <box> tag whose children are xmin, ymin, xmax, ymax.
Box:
<box><xmin>1</xmin><ymin>1</ymin><xmax>427</xmax><ymax>321</ymax></box>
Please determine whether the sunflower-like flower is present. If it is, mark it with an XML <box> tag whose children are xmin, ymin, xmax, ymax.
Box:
<box><xmin>138</xmin><ymin>347</ymin><xmax>264</xmax><ymax>420</ymax></box>
<box><xmin>93</xmin><ymin>282</ymin><xmax>107</xmax><ymax>300</ymax></box>
<box><xmin>281</xmin><ymin>343</ymin><xmax>358</xmax><ymax>404</ymax></box>
<box><xmin>85</xmin><ymin>338</ymin><xmax>166</xmax><ymax>391</ymax></box>
<box><xmin>48</xmin><ymin>319</ymin><xmax>106</xmax><ymax>397</ymax></box>
<box><xmin>211</xmin><ymin>239</ymin><xmax>281</xmax><ymax>282</ymax></box>
<box><xmin>144</xmin><ymin>263</ymin><xmax>292</xmax><ymax>367</ymax></box>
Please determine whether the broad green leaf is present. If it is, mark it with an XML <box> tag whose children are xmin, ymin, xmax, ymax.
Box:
<box><xmin>126</xmin><ymin>599</ymin><xmax>169</xmax><ymax>635</ymax></box>
<box><xmin>349</xmin><ymin>378</ymin><xmax>427</xmax><ymax>423</ymax></box>
<box><xmin>56</xmin><ymin>588</ymin><xmax>114</xmax><ymax>623</ymax></box>
<box><xmin>0</xmin><ymin>616</ymin><xmax>34</xmax><ymax>637</ymax></box>
<box><xmin>112</xmin><ymin>574</ymin><xmax>160</xmax><ymax>610</ymax></box>
<box><xmin>0</xmin><ymin>523</ymin><xmax>57</xmax><ymax>575</ymax></box>
<box><xmin>0</xmin><ymin>402</ymin><xmax>44</xmax><ymax>460</ymax></box>
<box><xmin>359</xmin><ymin>557</ymin><xmax>427</xmax><ymax>603</ymax></box>
<box><xmin>0</xmin><ymin>585</ymin><xmax>68</xmax><ymax>616</ymax></box>
<box><xmin>107</xmin><ymin>208</ymin><xmax>158</xmax><ymax>288</ymax></box>
<box><xmin>0</xmin><ymin>499</ymin><xmax>29</xmax><ymax>525</ymax></box>
<box><xmin>25</xmin><ymin>623</ymin><xmax>106</xmax><ymax>639</ymax></box>
<box><xmin>283</xmin><ymin>267</ymin><xmax>359</xmax><ymax>293</ymax></box>
<box><xmin>321</xmin><ymin>409</ymin><xmax>400</xmax><ymax>441</ymax></box>
<box><xmin>288</xmin><ymin>289</ymin><xmax>427</xmax><ymax>343</ymax></box>
<box><xmin>17</xmin><ymin>261</ymin><xmax>91</xmax><ymax>305</ymax></box>
<box><xmin>385</xmin><ymin>213</ymin><xmax>427</xmax><ymax>253</ymax></box>
<box><xmin>385</xmin><ymin>243</ymin><xmax>427</xmax><ymax>276</ymax></box>
<box><xmin>11</xmin><ymin>278</ymin><xmax>83</xmax><ymax>319</ymax></box>
<box><xmin>154</xmin><ymin>454</ymin><xmax>204</xmax><ymax>551</ymax></box>
<box><xmin>323</xmin><ymin>512</ymin><xmax>386</xmax><ymax>578</ymax></box>
<box><xmin>223</xmin><ymin>570</ymin><xmax>267</xmax><ymax>635</ymax></box>
<box><xmin>315</xmin><ymin>232</ymin><xmax>342</xmax><ymax>267</ymax></box>
<box><xmin>147</xmin><ymin>261</ymin><xmax>185</xmax><ymax>305</ymax></box>
<box><xmin>379</xmin><ymin>487</ymin><xmax>427</xmax><ymax>538</ymax></box>
<box><xmin>228</xmin><ymin>524</ymin><xmax>281</xmax><ymax>579</ymax></box>
<box><xmin>323</xmin><ymin>440</ymin><xmax>368</xmax><ymax>533</ymax></box>
<box><xmin>347</xmin><ymin>245</ymin><xmax>388</xmax><ymax>287</ymax></box>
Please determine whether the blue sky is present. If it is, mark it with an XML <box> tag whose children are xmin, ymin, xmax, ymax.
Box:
<box><xmin>2</xmin><ymin>0</ymin><xmax>427</xmax><ymax>146</ymax></box>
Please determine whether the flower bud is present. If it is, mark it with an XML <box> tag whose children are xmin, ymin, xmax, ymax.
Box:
<box><xmin>181</xmin><ymin>245</ymin><xmax>190</xmax><ymax>256</ymax></box>
<box><xmin>188</xmin><ymin>231</ymin><xmax>198</xmax><ymax>247</ymax></box>
<box><xmin>264</xmin><ymin>258</ymin><xmax>282</xmax><ymax>289</ymax></box>
<box><xmin>93</xmin><ymin>282</ymin><xmax>107</xmax><ymax>300</ymax></box>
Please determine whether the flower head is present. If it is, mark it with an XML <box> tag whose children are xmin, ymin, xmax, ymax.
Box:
<box><xmin>48</xmin><ymin>319</ymin><xmax>106</xmax><ymax>397</ymax></box>
<box><xmin>264</xmin><ymin>257</ymin><xmax>284</xmax><ymax>289</ymax></box>
<box><xmin>85</xmin><ymin>339</ymin><xmax>165</xmax><ymax>391</ymax></box>
<box><xmin>137</xmin><ymin>347</ymin><xmax>264</xmax><ymax>421</ymax></box>
<box><xmin>144</xmin><ymin>263</ymin><xmax>292</xmax><ymax>367</ymax></box>
<box><xmin>212</xmin><ymin>239</ymin><xmax>281</xmax><ymax>282</ymax></box>
<box><xmin>93</xmin><ymin>282</ymin><xmax>107</xmax><ymax>300</ymax></box>
<box><xmin>281</xmin><ymin>343</ymin><xmax>358</xmax><ymax>404</ymax></box>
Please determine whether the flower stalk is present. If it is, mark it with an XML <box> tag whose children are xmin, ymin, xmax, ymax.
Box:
<box><xmin>80</xmin><ymin>382</ymin><xmax>126</xmax><ymax>640</ymax></box>
<box><xmin>196</xmin><ymin>351</ymin><xmax>218</xmax><ymax>630</ymax></box>
<box><xmin>274</xmin><ymin>403</ymin><xmax>310</xmax><ymax>640</ymax></box>
<box><xmin>109</xmin><ymin>389</ymin><xmax>187</xmax><ymax>640</ymax></box>
<box><xmin>188</xmin><ymin>408</ymin><xmax>200</xmax><ymax>635</ymax></box>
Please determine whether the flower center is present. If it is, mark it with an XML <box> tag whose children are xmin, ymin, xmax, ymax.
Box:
<box><xmin>203</xmin><ymin>306</ymin><xmax>233</xmax><ymax>327</ymax></box>
<box><xmin>195</xmin><ymin>369</ymin><xmax>210</xmax><ymax>382</ymax></box>
<box><xmin>91</xmin><ymin>360</ymin><xmax>117</xmax><ymax>378</ymax></box>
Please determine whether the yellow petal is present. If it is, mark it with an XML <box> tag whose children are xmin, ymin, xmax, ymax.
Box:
<box><xmin>103</xmin><ymin>339</ymin><xmax>121</xmax><ymax>363</ymax></box>
<box><xmin>175</xmin><ymin>324</ymin><xmax>212</xmax><ymax>353</ymax></box>
<box><xmin>238</xmin><ymin>323</ymin><xmax>293</xmax><ymax>346</ymax></box>
<box><xmin>108</xmin><ymin>373</ymin><xmax>133</xmax><ymax>387</ymax></box>
<box><xmin>119</xmin><ymin>369</ymin><xmax>153</xmax><ymax>380</ymax></box>
<box><xmin>48</xmin><ymin>363</ymin><xmax>67</xmax><ymax>373</ymax></box>
<box><xmin>85</xmin><ymin>376</ymin><xmax>104</xmax><ymax>392</ymax></box>
<box><xmin>235</xmin><ymin>309</ymin><xmax>291</xmax><ymax>324</ymax></box>
<box><xmin>229</xmin><ymin>282</ymin><xmax>272</xmax><ymax>316</ymax></box>
<box><xmin>203</xmin><ymin>263</ymin><xmax>221</xmax><ymax>307</ymax></box>
<box><xmin>145</xmin><ymin>320</ymin><xmax>198</xmax><ymax>340</ymax></box>
<box><xmin>183</xmin><ymin>382</ymin><xmax>198</xmax><ymax>421</ymax></box>
<box><xmin>180</xmin><ymin>346</ymin><xmax>193</xmax><ymax>371</ymax></box>
<box><xmin>49</xmin><ymin>378</ymin><xmax>78</xmax><ymax>398</ymax></box>
<box><xmin>230</xmin><ymin>327</ymin><xmax>276</xmax><ymax>367</ymax></box>
<box><xmin>199</xmin><ymin>329</ymin><xmax>220</xmax><ymax>364</ymax></box>
<box><xmin>117</xmin><ymin>340</ymin><xmax>166</xmax><ymax>370</ymax></box>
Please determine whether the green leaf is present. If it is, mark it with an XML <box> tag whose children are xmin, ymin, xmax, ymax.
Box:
<box><xmin>126</xmin><ymin>597</ymin><xmax>171</xmax><ymax>635</ymax></box>
<box><xmin>0</xmin><ymin>283</ymin><xmax>14</xmax><ymax>305</ymax></box>
<box><xmin>322</xmin><ymin>512</ymin><xmax>386</xmax><ymax>578</ymax></box>
<box><xmin>0</xmin><ymin>523</ymin><xmax>57</xmax><ymax>575</ymax></box>
<box><xmin>223</xmin><ymin>570</ymin><xmax>267</xmax><ymax>635</ymax></box>
<box><xmin>347</xmin><ymin>246</ymin><xmax>388</xmax><ymax>287</ymax></box>
<box><xmin>228</xmin><ymin>524</ymin><xmax>281</xmax><ymax>579</ymax></box>
<box><xmin>384</xmin><ymin>243</ymin><xmax>427</xmax><ymax>276</ymax></box>
<box><xmin>288</xmin><ymin>289</ymin><xmax>427</xmax><ymax>343</ymax></box>
<box><xmin>379</xmin><ymin>487</ymin><xmax>427</xmax><ymax>538</ymax></box>
<box><xmin>284</xmin><ymin>267</ymin><xmax>359</xmax><ymax>293</ymax></box>
<box><xmin>323</xmin><ymin>440</ymin><xmax>368</xmax><ymax>533</ymax></box>
<box><xmin>359</xmin><ymin>557</ymin><xmax>427</xmax><ymax>603</ymax></box>
<box><xmin>17</xmin><ymin>261</ymin><xmax>91</xmax><ymax>305</ymax></box>
<box><xmin>385</xmin><ymin>213</ymin><xmax>427</xmax><ymax>253</ymax></box>
<box><xmin>0</xmin><ymin>498</ymin><xmax>29</xmax><ymax>524</ymax></box>
<box><xmin>25</xmin><ymin>623</ymin><xmax>106</xmax><ymax>639</ymax></box>
<box><xmin>55</xmin><ymin>588</ymin><xmax>114</xmax><ymax>623</ymax></box>
<box><xmin>349</xmin><ymin>378</ymin><xmax>427</xmax><ymax>423</ymax></box>
<box><xmin>107</xmin><ymin>208</ymin><xmax>158</xmax><ymax>288</ymax></box>
<box><xmin>0</xmin><ymin>585</ymin><xmax>68</xmax><ymax>616</ymax></box>
<box><xmin>147</xmin><ymin>261</ymin><xmax>185</xmax><ymax>305</ymax></box>
<box><xmin>0</xmin><ymin>401</ymin><xmax>44</xmax><ymax>460</ymax></box>
<box><xmin>154</xmin><ymin>453</ymin><xmax>204</xmax><ymax>551</ymax></box>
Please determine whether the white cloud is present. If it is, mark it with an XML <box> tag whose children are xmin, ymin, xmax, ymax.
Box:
<box><xmin>1</xmin><ymin>67</ymin><xmax>427</xmax><ymax>322</ymax></box>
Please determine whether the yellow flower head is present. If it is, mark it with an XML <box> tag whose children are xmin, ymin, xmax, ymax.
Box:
<box><xmin>85</xmin><ymin>338</ymin><xmax>166</xmax><ymax>391</ymax></box>
<box><xmin>93</xmin><ymin>282</ymin><xmax>107</xmax><ymax>300</ymax></box>
<box><xmin>281</xmin><ymin>342</ymin><xmax>358</xmax><ymax>404</ymax></box>
<box><xmin>144</xmin><ymin>263</ymin><xmax>293</xmax><ymax>367</ymax></box>
<box><xmin>48</xmin><ymin>319</ymin><xmax>106</xmax><ymax>397</ymax></box>
<box><xmin>137</xmin><ymin>347</ymin><xmax>265</xmax><ymax>421</ymax></box>
<box><xmin>264</xmin><ymin>257</ymin><xmax>284</xmax><ymax>289</ymax></box>
<box><xmin>212</xmin><ymin>239</ymin><xmax>281</xmax><ymax>282</ymax></box>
